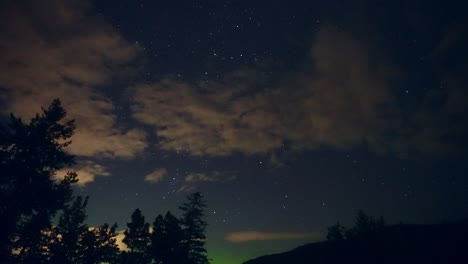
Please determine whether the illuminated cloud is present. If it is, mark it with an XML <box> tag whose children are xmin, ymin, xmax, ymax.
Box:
<box><xmin>115</xmin><ymin>230</ymin><xmax>128</xmax><ymax>251</ymax></box>
<box><xmin>130</xmin><ymin>26</ymin><xmax>466</xmax><ymax>159</ymax></box>
<box><xmin>130</xmin><ymin>70</ymin><xmax>277</xmax><ymax>157</ymax></box>
<box><xmin>178</xmin><ymin>171</ymin><xmax>236</xmax><ymax>192</ymax></box>
<box><xmin>55</xmin><ymin>161</ymin><xmax>110</xmax><ymax>186</ymax></box>
<box><xmin>115</xmin><ymin>227</ymin><xmax>154</xmax><ymax>251</ymax></box>
<box><xmin>225</xmin><ymin>231</ymin><xmax>321</xmax><ymax>243</ymax></box>
<box><xmin>0</xmin><ymin>0</ymin><xmax>147</xmax><ymax>164</ymax></box>
<box><xmin>185</xmin><ymin>172</ymin><xmax>220</xmax><ymax>183</ymax></box>
<box><xmin>178</xmin><ymin>185</ymin><xmax>196</xmax><ymax>193</ymax></box>
<box><xmin>144</xmin><ymin>168</ymin><xmax>168</xmax><ymax>183</ymax></box>
<box><xmin>130</xmin><ymin>28</ymin><xmax>398</xmax><ymax>157</ymax></box>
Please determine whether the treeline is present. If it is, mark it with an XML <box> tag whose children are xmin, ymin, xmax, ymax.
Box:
<box><xmin>47</xmin><ymin>193</ymin><xmax>207</xmax><ymax>264</ymax></box>
<box><xmin>0</xmin><ymin>99</ymin><xmax>209</xmax><ymax>264</ymax></box>
<box><xmin>326</xmin><ymin>210</ymin><xmax>386</xmax><ymax>241</ymax></box>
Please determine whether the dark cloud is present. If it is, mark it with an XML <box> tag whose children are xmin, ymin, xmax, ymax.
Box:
<box><xmin>394</xmin><ymin>24</ymin><xmax>468</xmax><ymax>157</ymax></box>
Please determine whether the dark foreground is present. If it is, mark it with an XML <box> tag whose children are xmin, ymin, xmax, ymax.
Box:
<box><xmin>244</xmin><ymin>221</ymin><xmax>468</xmax><ymax>264</ymax></box>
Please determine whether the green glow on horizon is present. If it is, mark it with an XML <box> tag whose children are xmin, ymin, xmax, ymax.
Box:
<box><xmin>207</xmin><ymin>237</ymin><xmax>322</xmax><ymax>264</ymax></box>
<box><xmin>208</xmin><ymin>250</ymin><xmax>247</xmax><ymax>264</ymax></box>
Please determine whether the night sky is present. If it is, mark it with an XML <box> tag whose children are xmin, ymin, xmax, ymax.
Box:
<box><xmin>1</xmin><ymin>0</ymin><xmax>468</xmax><ymax>263</ymax></box>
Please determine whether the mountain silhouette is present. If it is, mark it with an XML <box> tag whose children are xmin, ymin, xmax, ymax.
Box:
<box><xmin>244</xmin><ymin>221</ymin><xmax>468</xmax><ymax>264</ymax></box>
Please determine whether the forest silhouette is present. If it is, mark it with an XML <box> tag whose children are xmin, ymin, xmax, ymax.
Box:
<box><xmin>1</xmin><ymin>99</ymin><xmax>467</xmax><ymax>264</ymax></box>
<box><xmin>0</xmin><ymin>99</ymin><xmax>208</xmax><ymax>264</ymax></box>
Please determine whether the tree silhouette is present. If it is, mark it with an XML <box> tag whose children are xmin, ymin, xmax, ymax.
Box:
<box><xmin>46</xmin><ymin>195</ymin><xmax>120</xmax><ymax>264</ymax></box>
<box><xmin>79</xmin><ymin>223</ymin><xmax>120</xmax><ymax>264</ymax></box>
<box><xmin>0</xmin><ymin>99</ymin><xmax>77</xmax><ymax>262</ymax></box>
<box><xmin>150</xmin><ymin>214</ymin><xmax>167</xmax><ymax>264</ymax></box>
<box><xmin>149</xmin><ymin>211</ymin><xmax>186</xmax><ymax>264</ymax></box>
<box><xmin>122</xmin><ymin>208</ymin><xmax>151</xmax><ymax>263</ymax></box>
<box><xmin>346</xmin><ymin>210</ymin><xmax>385</xmax><ymax>240</ymax></box>
<box><xmin>48</xmin><ymin>196</ymin><xmax>89</xmax><ymax>263</ymax></box>
<box><xmin>326</xmin><ymin>222</ymin><xmax>346</xmax><ymax>241</ymax></box>
<box><xmin>0</xmin><ymin>99</ymin><xmax>214</xmax><ymax>263</ymax></box>
<box><xmin>179</xmin><ymin>192</ymin><xmax>209</xmax><ymax>264</ymax></box>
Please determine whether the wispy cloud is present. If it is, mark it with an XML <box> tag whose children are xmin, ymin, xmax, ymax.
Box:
<box><xmin>130</xmin><ymin>28</ymin><xmax>397</xmax><ymax>157</ymax></box>
<box><xmin>178</xmin><ymin>171</ymin><xmax>236</xmax><ymax>192</ymax></box>
<box><xmin>185</xmin><ymin>172</ymin><xmax>221</xmax><ymax>183</ymax></box>
<box><xmin>225</xmin><ymin>231</ymin><xmax>321</xmax><ymax>243</ymax></box>
<box><xmin>130</xmin><ymin>26</ymin><xmax>468</xmax><ymax>160</ymax></box>
<box><xmin>144</xmin><ymin>168</ymin><xmax>168</xmax><ymax>183</ymax></box>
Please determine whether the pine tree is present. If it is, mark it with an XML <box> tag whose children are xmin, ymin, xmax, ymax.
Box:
<box><xmin>150</xmin><ymin>211</ymin><xmax>185</xmax><ymax>264</ymax></box>
<box><xmin>47</xmin><ymin>196</ymin><xmax>119</xmax><ymax>264</ymax></box>
<box><xmin>163</xmin><ymin>212</ymin><xmax>186</xmax><ymax>263</ymax></box>
<box><xmin>0</xmin><ymin>99</ymin><xmax>77</xmax><ymax>262</ymax></box>
<box><xmin>150</xmin><ymin>214</ymin><xmax>166</xmax><ymax>264</ymax></box>
<box><xmin>123</xmin><ymin>208</ymin><xmax>151</xmax><ymax>263</ymax></box>
<box><xmin>179</xmin><ymin>192</ymin><xmax>209</xmax><ymax>264</ymax></box>
<box><xmin>49</xmin><ymin>196</ymin><xmax>89</xmax><ymax>264</ymax></box>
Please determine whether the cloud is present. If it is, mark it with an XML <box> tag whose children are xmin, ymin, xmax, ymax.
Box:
<box><xmin>0</xmin><ymin>0</ymin><xmax>147</xmax><ymax>162</ymax></box>
<box><xmin>178</xmin><ymin>171</ymin><xmax>236</xmax><ymax>192</ymax></box>
<box><xmin>130</xmin><ymin>26</ymin><xmax>467</xmax><ymax>159</ymax></box>
<box><xmin>185</xmin><ymin>172</ymin><xmax>220</xmax><ymax>183</ymax></box>
<box><xmin>144</xmin><ymin>168</ymin><xmax>168</xmax><ymax>183</ymax></box>
<box><xmin>130</xmin><ymin>27</ymin><xmax>399</xmax><ymax>157</ymax></box>
<box><xmin>130</xmin><ymin>70</ymin><xmax>276</xmax><ymax>157</ymax></box>
<box><xmin>55</xmin><ymin>161</ymin><xmax>110</xmax><ymax>186</ymax></box>
<box><xmin>225</xmin><ymin>231</ymin><xmax>321</xmax><ymax>243</ymax></box>
<box><xmin>115</xmin><ymin>230</ymin><xmax>128</xmax><ymax>251</ymax></box>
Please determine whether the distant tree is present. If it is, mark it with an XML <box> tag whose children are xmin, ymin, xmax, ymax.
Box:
<box><xmin>0</xmin><ymin>99</ymin><xmax>77</xmax><ymax>262</ymax></box>
<box><xmin>123</xmin><ymin>208</ymin><xmax>151</xmax><ymax>263</ymax></box>
<box><xmin>327</xmin><ymin>222</ymin><xmax>346</xmax><ymax>241</ymax></box>
<box><xmin>179</xmin><ymin>192</ymin><xmax>209</xmax><ymax>264</ymax></box>
<box><xmin>346</xmin><ymin>210</ymin><xmax>385</xmax><ymax>240</ymax></box>
<box><xmin>149</xmin><ymin>211</ymin><xmax>186</xmax><ymax>264</ymax></box>
<box><xmin>49</xmin><ymin>196</ymin><xmax>89</xmax><ymax>264</ymax></box>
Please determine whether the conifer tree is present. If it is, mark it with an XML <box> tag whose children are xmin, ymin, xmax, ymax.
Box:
<box><xmin>150</xmin><ymin>211</ymin><xmax>185</xmax><ymax>264</ymax></box>
<box><xmin>0</xmin><ymin>99</ymin><xmax>77</xmax><ymax>262</ymax></box>
<box><xmin>179</xmin><ymin>192</ymin><xmax>209</xmax><ymax>264</ymax></box>
<box><xmin>49</xmin><ymin>196</ymin><xmax>89</xmax><ymax>264</ymax></box>
<box><xmin>123</xmin><ymin>208</ymin><xmax>151</xmax><ymax>263</ymax></box>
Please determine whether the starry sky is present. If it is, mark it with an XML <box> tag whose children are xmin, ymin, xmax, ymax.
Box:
<box><xmin>1</xmin><ymin>0</ymin><xmax>468</xmax><ymax>263</ymax></box>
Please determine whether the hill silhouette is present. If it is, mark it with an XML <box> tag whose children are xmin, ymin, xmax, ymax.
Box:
<box><xmin>244</xmin><ymin>221</ymin><xmax>468</xmax><ymax>264</ymax></box>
